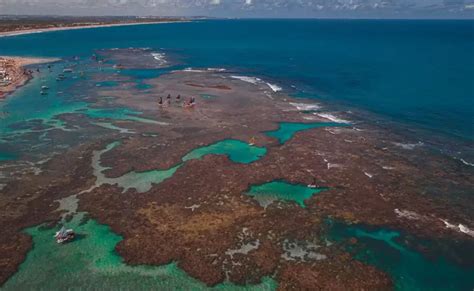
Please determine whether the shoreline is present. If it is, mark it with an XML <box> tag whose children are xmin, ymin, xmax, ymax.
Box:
<box><xmin>0</xmin><ymin>48</ymin><xmax>472</xmax><ymax>289</ymax></box>
<box><xmin>0</xmin><ymin>56</ymin><xmax>60</xmax><ymax>100</ymax></box>
<box><xmin>0</xmin><ymin>20</ymin><xmax>188</xmax><ymax>38</ymax></box>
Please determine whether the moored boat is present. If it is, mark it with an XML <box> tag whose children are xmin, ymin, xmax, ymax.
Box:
<box><xmin>54</xmin><ymin>226</ymin><xmax>75</xmax><ymax>244</ymax></box>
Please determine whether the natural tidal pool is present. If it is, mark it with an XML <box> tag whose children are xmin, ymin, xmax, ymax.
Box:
<box><xmin>0</xmin><ymin>151</ymin><xmax>18</xmax><ymax>161</ymax></box>
<box><xmin>2</xmin><ymin>213</ymin><xmax>276</xmax><ymax>290</ymax></box>
<box><xmin>265</xmin><ymin>122</ymin><xmax>347</xmax><ymax>144</ymax></box>
<box><xmin>245</xmin><ymin>181</ymin><xmax>328</xmax><ymax>208</ymax></box>
<box><xmin>94</xmin><ymin>139</ymin><xmax>267</xmax><ymax>193</ymax></box>
<box><xmin>327</xmin><ymin>221</ymin><xmax>474</xmax><ymax>291</ymax></box>
<box><xmin>182</xmin><ymin>139</ymin><xmax>267</xmax><ymax>164</ymax></box>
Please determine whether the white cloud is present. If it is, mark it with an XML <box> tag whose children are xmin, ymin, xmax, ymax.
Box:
<box><xmin>0</xmin><ymin>0</ymin><xmax>471</xmax><ymax>17</ymax></box>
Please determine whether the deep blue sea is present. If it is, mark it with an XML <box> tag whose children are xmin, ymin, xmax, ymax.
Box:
<box><xmin>1</xmin><ymin>19</ymin><xmax>473</xmax><ymax>290</ymax></box>
<box><xmin>0</xmin><ymin>19</ymin><xmax>473</xmax><ymax>152</ymax></box>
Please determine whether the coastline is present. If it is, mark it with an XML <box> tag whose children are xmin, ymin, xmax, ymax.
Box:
<box><xmin>0</xmin><ymin>56</ymin><xmax>60</xmax><ymax>100</ymax></box>
<box><xmin>0</xmin><ymin>20</ymin><xmax>188</xmax><ymax>38</ymax></box>
<box><xmin>0</xmin><ymin>23</ymin><xmax>472</xmax><ymax>290</ymax></box>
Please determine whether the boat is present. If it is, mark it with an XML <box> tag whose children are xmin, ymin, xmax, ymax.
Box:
<box><xmin>249</xmin><ymin>137</ymin><xmax>256</xmax><ymax>146</ymax></box>
<box><xmin>63</xmin><ymin>68</ymin><xmax>73</xmax><ymax>73</ymax></box>
<box><xmin>41</xmin><ymin>85</ymin><xmax>49</xmax><ymax>90</ymax></box>
<box><xmin>307</xmin><ymin>178</ymin><xmax>318</xmax><ymax>188</ymax></box>
<box><xmin>40</xmin><ymin>90</ymin><xmax>48</xmax><ymax>95</ymax></box>
<box><xmin>56</xmin><ymin>74</ymin><xmax>66</xmax><ymax>81</ymax></box>
<box><xmin>54</xmin><ymin>226</ymin><xmax>75</xmax><ymax>244</ymax></box>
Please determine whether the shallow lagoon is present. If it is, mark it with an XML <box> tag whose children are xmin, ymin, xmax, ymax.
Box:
<box><xmin>245</xmin><ymin>180</ymin><xmax>328</xmax><ymax>208</ymax></box>
<box><xmin>328</xmin><ymin>221</ymin><xmax>474</xmax><ymax>291</ymax></box>
<box><xmin>265</xmin><ymin>122</ymin><xmax>346</xmax><ymax>144</ymax></box>
<box><xmin>94</xmin><ymin>139</ymin><xmax>267</xmax><ymax>193</ymax></box>
<box><xmin>2</xmin><ymin>213</ymin><xmax>276</xmax><ymax>290</ymax></box>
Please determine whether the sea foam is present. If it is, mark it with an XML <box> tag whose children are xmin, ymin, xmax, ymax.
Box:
<box><xmin>230</xmin><ymin>75</ymin><xmax>262</xmax><ymax>84</ymax></box>
<box><xmin>289</xmin><ymin>102</ymin><xmax>321</xmax><ymax>111</ymax></box>
<box><xmin>231</xmin><ymin>75</ymin><xmax>282</xmax><ymax>92</ymax></box>
<box><xmin>315</xmin><ymin>113</ymin><xmax>351</xmax><ymax>124</ymax></box>
<box><xmin>266</xmin><ymin>82</ymin><xmax>282</xmax><ymax>92</ymax></box>
<box><xmin>393</xmin><ymin>142</ymin><xmax>424</xmax><ymax>150</ymax></box>
<box><xmin>151</xmin><ymin>52</ymin><xmax>167</xmax><ymax>65</ymax></box>
<box><xmin>441</xmin><ymin>219</ymin><xmax>474</xmax><ymax>238</ymax></box>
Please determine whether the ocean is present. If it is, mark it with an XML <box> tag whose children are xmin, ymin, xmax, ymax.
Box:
<box><xmin>0</xmin><ymin>19</ymin><xmax>473</xmax><ymax>290</ymax></box>
<box><xmin>1</xmin><ymin>19</ymin><xmax>473</xmax><ymax>149</ymax></box>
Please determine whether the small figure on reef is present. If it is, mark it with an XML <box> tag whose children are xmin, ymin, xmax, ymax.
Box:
<box><xmin>167</xmin><ymin>94</ymin><xmax>171</xmax><ymax>105</ymax></box>
<box><xmin>249</xmin><ymin>137</ymin><xmax>256</xmax><ymax>146</ymax></box>
<box><xmin>308</xmin><ymin>178</ymin><xmax>318</xmax><ymax>188</ymax></box>
<box><xmin>158</xmin><ymin>96</ymin><xmax>163</xmax><ymax>106</ymax></box>
<box><xmin>176</xmin><ymin>94</ymin><xmax>181</xmax><ymax>102</ymax></box>
<box><xmin>184</xmin><ymin>96</ymin><xmax>196</xmax><ymax>109</ymax></box>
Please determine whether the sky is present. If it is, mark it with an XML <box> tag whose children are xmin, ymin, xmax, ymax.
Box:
<box><xmin>0</xmin><ymin>0</ymin><xmax>473</xmax><ymax>18</ymax></box>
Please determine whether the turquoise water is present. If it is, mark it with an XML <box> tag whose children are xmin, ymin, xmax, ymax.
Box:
<box><xmin>200</xmin><ymin>94</ymin><xmax>218</xmax><ymax>99</ymax></box>
<box><xmin>328</xmin><ymin>221</ymin><xmax>474</xmax><ymax>291</ymax></box>
<box><xmin>96</xmin><ymin>139</ymin><xmax>266</xmax><ymax>193</ymax></box>
<box><xmin>265</xmin><ymin>122</ymin><xmax>346</xmax><ymax>144</ymax></box>
<box><xmin>182</xmin><ymin>139</ymin><xmax>267</xmax><ymax>164</ymax></box>
<box><xmin>2</xmin><ymin>213</ymin><xmax>277</xmax><ymax>290</ymax></box>
<box><xmin>0</xmin><ymin>151</ymin><xmax>17</xmax><ymax>161</ymax></box>
<box><xmin>245</xmin><ymin>181</ymin><xmax>328</xmax><ymax>208</ymax></box>
<box><xmin>0</xmin><ymin>20</ymin><xmax>472</xmax><ymax>144</ymax></box>
<box><xmin>0</xmin><ymin>20</ymin><xmax>473</xmax><ymax>289</ymax></box>
<box><xmin>96</xmin><ymin>80</ymin><xmax>119</xmax><ymax>87</ymax></box>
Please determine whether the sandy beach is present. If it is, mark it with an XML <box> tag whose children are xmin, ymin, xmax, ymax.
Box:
<box><xmin>0</xmin><ymin>56</ymin><xmax>59</xmax><ymax>99</ymax></box>
<box><xmin>0</xmin><ymin>20</ymin><xmax>187</xmax><ymax>38</ymax></box>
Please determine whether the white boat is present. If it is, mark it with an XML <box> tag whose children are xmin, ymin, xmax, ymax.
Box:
<box><xmin>54</xmin><ymin>226</ymin><xmax>75</xmax><ymax>244</ymax></box>
<box><xmin>63</xmin><ymin>68</ymin><xmax>73</xmax><ymax>73</ymax></box>
<box><xmin>41</xmin><ymin>85</ymin><xmax>49</xmax><ymax>90</ymax></box>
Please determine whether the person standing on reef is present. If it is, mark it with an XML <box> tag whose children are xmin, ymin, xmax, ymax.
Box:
<box><xmin>167</xmin><ymin>94</ymin><xmax>171</xmax><ymax>105</ymax></box>
<box><xmin>176</xmin><ymin>94</ymin><xmax>181</xmax><ymax>102</ymax></box>
<box><xmin>158</xmin><ymin>96</ymin><xmax>163</xmax><ymax>106</ymax></box>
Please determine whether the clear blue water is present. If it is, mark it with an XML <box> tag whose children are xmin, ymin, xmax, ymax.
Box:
<box><xmin>328</xmin><ymin>221</ymin><xmax>474</xmax><ymax>291</ymax></box>
<box><xmin>265</xmin><ymin>122</ymin><xmax>347</xmax><ymax>144</ymax></box>
<box><xmin>0</xmin><ymin>20</ymin><xmax>472</xmax><ymax>145</ymax></box>
<box><xmin>0</xmin><ymin>20</ymin><xmax>473</xmax><ymax>289</ymax></box>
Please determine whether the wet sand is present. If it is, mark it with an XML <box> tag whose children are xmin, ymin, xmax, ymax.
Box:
<box><xmin>0</xmin><ymin>56</ymin><xmax>59</xmax><ymax>99</ymax></box>
<box><xmin>0</xmin><ymin>20</ymin><xmax>188</xmax><ymax>38</ymax></box>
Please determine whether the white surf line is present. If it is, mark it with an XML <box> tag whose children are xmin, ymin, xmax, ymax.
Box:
<box><xmin>266</xmin><ymin>82</ymin><xmax>282</xmax><ymax>92</ymax></box>
<box><xmin>289</xmin><ymin>102</ymin><xmax>321</xmax><ymax>111</ymax></box>
<box><xmin>458</xmin><ymin>158</ymin><xmax>474</xmax><ymax>167</ymax></box>
<box><xmin>394</xmin><ymin>208</ymin><xmax>474</xmax><ymax>238</ymax></box>
<box><xmin>230</xmin><ymin>75</ymin><xmax>282</xmax><ymax>92</ymax></box>
<box><xmin>440</xmin><ymin>219</ymin><xmax>474</xmax><ymax>238</ymax></box>
<box><xmin>0</xmin><ymin>20</ymin><xmax>190</xmax><ymax>38</ymax></box>
<box><xmin>182</xmin><ymin>67</ymin><xmax>227</xmax><ymax>73</ymax></box>
<box><xmin>314</xmin><ymin>113</ymin><xmax>351</xmax><ymax>124</ymax></box>
<box><xmin>393</xmin><ymin>142</ymin><xmax>424</xmax><ymax>150</ymax></box>
<box><xmin>151</xmin><ymin>52</ymin><xmax>167</xmax><ymax>66</ymax></box>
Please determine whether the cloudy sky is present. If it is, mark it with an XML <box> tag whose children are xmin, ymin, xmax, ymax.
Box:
<box><xmin>0</xmin><ymin>0</ymin><xmax>473</xmax><ymax>18</ymax></box>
